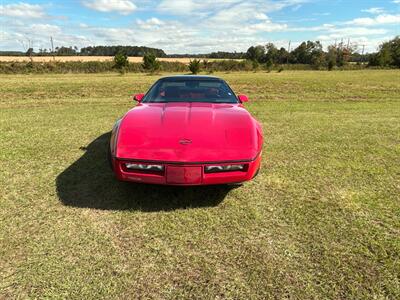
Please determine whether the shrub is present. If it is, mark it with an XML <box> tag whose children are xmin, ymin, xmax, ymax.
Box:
<box><xmin>142</xmin><ymin>53</ymin><xmax>160</xmax><ymax>73</ymax></box>
<box><xmin>159</xmin><ymin>61</ymin><xmax>187</xmax><ymax>73</ymax></box>
<box><xmin>328</xmin><ymin>60</ymin><xmax>335</xmax><ymax>71</ymax></box>
<box><xmin>113</xmin><ymin>52</ymin><xmax>129</xmax><ymax>71</ymax></box>
<box><xmin>252</xmin><ymin>60</ymin><xmax>259</xmax><ymax>72</ymax></box>
<box><xmin>202</xmin><ymin>59</ymin><xmax>210</xmax><ymax>72</ymax></box>
<box><xmin>265</xmin><ymin>59</ymin><xmax>273</xmax><ymax>72</ymax></box>
<box><xmin>2</xmin><ymin>59</ymin><xmax>364</xmax><ymax>74</ymax></box>
<box><xmin>188</xmin><ymin>59</ymin><xmax>201</xmax><ymax>74</ymax></box>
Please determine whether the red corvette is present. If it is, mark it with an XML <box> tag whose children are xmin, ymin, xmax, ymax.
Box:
<box><xmin>109</xmin><ymin>75</ymin><xmax>263</xmax><ymax>185</ymax></box>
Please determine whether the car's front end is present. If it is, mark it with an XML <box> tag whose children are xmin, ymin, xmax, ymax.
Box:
<box><xmin>109</xmin><ymin>76</ymin><xmax>263</xmax><ymax>186</ymax></box>
<box><xmin>111</xmin><ymin>154</ymin><xmax>261</xmax><ymax>185</ymax></box>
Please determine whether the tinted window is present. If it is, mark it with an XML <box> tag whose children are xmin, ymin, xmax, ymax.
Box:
<box><xmin>142</xmin><ymin>79</ymin><xmax>238</xmax><ymax>103</ymax></box>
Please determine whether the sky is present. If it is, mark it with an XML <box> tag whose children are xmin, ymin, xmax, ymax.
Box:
<box><xmin>1</xmin><ymin>0</ymin><xmax>399</xmax><ymax>54</ymax></box>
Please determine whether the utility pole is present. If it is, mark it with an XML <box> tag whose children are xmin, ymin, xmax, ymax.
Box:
<box><xmin>361</xmin><ymin>44</ymin><xmax>365</xmax><ymax>65</ymax></box>
<box><xmin>50</xmin><ymin>36</ymin><xmax>55</xmax><ymax>61</ymax></box>
<box><xmin>287</xmin><ymin>40</ymin><xmax>291</xmax><ymax>65</ymax></box>
<box><xmin>27</xmin><ymin>38</ymin><xmax>33</xmax><ymax>62</ymax></box>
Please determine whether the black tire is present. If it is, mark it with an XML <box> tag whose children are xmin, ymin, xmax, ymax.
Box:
<box><xmin>252</xmin><ymin>167</ymin><xmax>260</xmax><ymax>179</ymax></box>
<box><xmin>227</xmin><ymin>182</ymin><xmax>244</xmax><ymax>187</ymax></box>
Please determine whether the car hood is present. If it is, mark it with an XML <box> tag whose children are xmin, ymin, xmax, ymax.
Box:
<box><xmin>116</xmin><ymin>102</ymin><xmax>261</xmax><ymax>162</ymax></box>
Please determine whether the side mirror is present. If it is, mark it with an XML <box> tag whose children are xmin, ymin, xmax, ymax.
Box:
<box><xmin>133</xmin><ymin>93</ymin><xmax>145</xmax><ymax>102</ymax></box>
<box><xmin>237</xmin><ymin>94</ymin><xmax>249</xmax><ymax>102</ymax></box>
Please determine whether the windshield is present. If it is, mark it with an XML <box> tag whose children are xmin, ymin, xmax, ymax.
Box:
<box><xmin>142</xmin><ymin>78</ymin><xmax>238</xmax><ymax>103</ymax></box>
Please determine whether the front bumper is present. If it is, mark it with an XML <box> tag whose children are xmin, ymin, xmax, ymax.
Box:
<box><xmin>112</xmin><ymin>153</ymin><xmax>261</xmax><ymax>185</ymax></box>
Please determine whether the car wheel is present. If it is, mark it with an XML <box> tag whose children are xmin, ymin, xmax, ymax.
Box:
<box><xmin>227</xmin><ymin>182</ymin><xmax>244</xmax><ymax>187</ymax></box>
<box><xmin>252</xmin><ymin>167</ymin><xmax>260</xmax><ymax>179</ymax></box>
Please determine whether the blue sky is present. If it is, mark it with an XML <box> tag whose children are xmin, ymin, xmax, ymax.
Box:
<box><xmin>1</xmin><ymin>0</ymin><xmax>399</xmax><ymax>54</ymax></box>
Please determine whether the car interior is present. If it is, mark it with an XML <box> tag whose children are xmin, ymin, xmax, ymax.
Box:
<box><xmin>151</xmin><ymin>81</ymin><xmax>235</xmax><ymax>102</ymax></box>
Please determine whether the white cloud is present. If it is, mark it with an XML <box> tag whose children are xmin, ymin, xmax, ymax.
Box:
<box><xmin>158</xmin><ymin>0</ymin><xmax>309</xmax><ymax>17</ymax></box>
<box><xmin>362</xmin><ymin>7</ymin><xmax>385</xmax><ymax>14</ymax></box>
<box><xmin>255</xmin><ymin>13</ymin><xmax>269</xmax><ymax>20</ymax></box>
<box><xmin>0</xmin><ymin>2</ymin><xmax>46</xmax><ymax>18</ymax></box>
<box><xmin>158</xmin><ymin>0</ymin><xmax>240</xmax><ymax>16</ymax></box>
<box><xmin>316</xmin><ymin>36</ymin><xmax>392</xmax><ymax>53</ymax></box>
<box><xmin>85</xmin><ymin>18</ymin><xmax>199</xmax><ymax>52</ymax></box>
<box><xmin>1</xmin><ymin>19</ymin><xmax>93</xmax><ymax>51</ymax></box>
<box><xmin>137</xmin><ymin>17</ymin><xmax>164</xmax><ymax>29</ymax></box>
<box><xmin>82</xmin><ymin>0</ymin><xmax>136</xmax><ymax>15</ymax></box>
<box><xmin>313</xmin><ymin>12</ymin><xmax>330</xmax><ymax>16</ymax></box>
<box><xmin>30</xmin><ymin>24</ymin><xmax>62</xmax><ymax>36</ymax></box>
<box><xmin>347</xmin><ymin>14</ymin><xmax>400</xmax><ymax>26</ymax></box>
<box><xmin>317</xmin><ymin>27</ymin><xmax>388</xmax><ymax>40</ymax></box>
<box><xmin>289</xmin><ymin>23</ymin><xmax>335</xmax><ymax>32</ymax></box>
<box><xmin>241</xmin><ymin>20</ymin><xmax>288</xmax><ymax>33</ymax></box>
<box><xmin>202</xmin><ymin>1</ymin><xmax>301</xmax><ymax>33</ymax></box>
<box><xmin>1</xmin><ymin>0</ymin><xmax>396</xmax><ymax>54</ymax></box>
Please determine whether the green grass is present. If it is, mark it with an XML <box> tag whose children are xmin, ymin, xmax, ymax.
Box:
<box><xmin>1</xmin><ymin>70</ymin><xmax>399</xmax><ymax>299</ymax></box>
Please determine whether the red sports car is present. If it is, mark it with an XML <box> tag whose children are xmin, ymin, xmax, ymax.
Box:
<box><xmin>109</xmin><ymin>75</ymin><xmax>263</xmax><ymax>185</ymax></box>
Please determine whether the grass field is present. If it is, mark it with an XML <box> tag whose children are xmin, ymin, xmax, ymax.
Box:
<box><xmin>1</xmin><ymin>70</ymin><xmax>399</xmax><ymax>299</ymax></box>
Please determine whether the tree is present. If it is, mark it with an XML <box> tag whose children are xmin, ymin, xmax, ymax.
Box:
<box><xmin>265</xmin><ymin>58</ymin><xmax>273</xmax><ymax>71</ymax></box>
<box><xmin>310</xmin><ymin>50</ymin><xmax>326</xmax><ymax>69</ymax></box>
<box><xmin>56</xmin><ymin>46</ymin><xmax>76</xmax><ymax>56</ymax></box>
<box><xmin>80</xmin><ymin>45</ymin><xmax>166</xmax><ymax>57</ymax></box>
<box><xmin>369</xmin><ymin>36</ymin><xmax>400</xmax><ymax>67</ymax></box>
<box><xmin>26</xmin><ymin>48</ymin><xmax>34</xmax><ymax>57</ymax></box>
<box><xmin>188</xmin><ymin>59</ymin><xmax>201</xmax><ymax>74</ymax></box>
<box><xmin>277</xmin><ymin>47</ymin><xmax>289</xmax><ymax>64</ymax></box>
<box><xmin>202</xmin><ymin>59</ymin><xmax>210</xmax><ymax>69</ymax></box>
<box><xmin>291</xmin><ymin>41</ymin><xmax>324</xmax><ymax>66</ymax></box>
<box><xmin>113</xmin><ymin>52</ymin><xmax>129</xmax><ymax>70</ymax></box>
<box><xmin>328</xmin><ymin>59</ymin><xmax>335</xmax><ymax>71</ymax></box>
<box><xmin>264</xmin><ymin>43</ymin><xmax>279</xmax><ymax>65</ymax></box>
<box><xmin>142</xmin><ymin>53</ymin><xmax>160</xmax><ymax>73</ymax></box>
<box><xmin>252</xmin><ymin>59</ymin><xmax>260</xmax><ymax>71</ymax></box>
<box><xmin>291</xmin><ymin>42</ymin><xmax>307</xmax><ymax>63</ymax></box>
<box><xmin>378</xmin><ymin>46</ymin><xmax>392</xmax><ymax>66</ymax></box>
<box><xmin>246</xmin><ymin>45</ymin><xmax>265</xmax><ymax>62</ymax></box>
<box><xmin>389</xmin><ymin>36</ymin><xmax>400</xmax><ymax>67</ymax></box>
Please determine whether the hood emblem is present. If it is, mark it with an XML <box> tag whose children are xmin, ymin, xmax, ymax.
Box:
<box><xmin>179</xmin><ymin>138</ymin><xmax>192</xmax><ymax>145</ymax></box>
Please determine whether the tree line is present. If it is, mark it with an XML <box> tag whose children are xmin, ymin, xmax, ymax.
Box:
<box><xmin>168</xmin><ymin>51</ymin><xmax>245</xmax><ymax>59</ymax></box>
<box><xmin>368</xmin><ymin>37</ymin><xmax>400</xmax><ymax>67</ymax></box>
<box><xmin>1</xmin><ymin>36</ymin><xmax>399</xmax><ymax>69</ymax></box>
<box><xmin>0</xmin><ymin>45</ymin><xmax>166</xmax><ymax>58</ymax></box>
<box><xmin>245</xmin><ymin>36</ymin><xmax>400</xmax><ymax>69</ymax></box>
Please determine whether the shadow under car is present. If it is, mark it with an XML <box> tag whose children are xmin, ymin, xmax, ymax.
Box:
<box><xmin>56</xmin><ymin>132</ymin><xmax>233</xmax><ymax>212</ymax></box>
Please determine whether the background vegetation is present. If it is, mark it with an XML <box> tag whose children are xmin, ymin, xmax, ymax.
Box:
<box><xmin>188</xmin><ymin>59</ymin><xmax>201</xmax><ymax>74</ymax></box>
<box><xmin>2</xmin><ymin>36</ymin><xmax>399</xmax><ymax>71</ymax></box>
<box><xmin>142</xmin><ymin>53</ymin><xmax>161</xmax><ymax>73</ymax></box>
<box><xmin>246</xmin><ymin>36</ymin><xmax>400</xmax><ymax>69</ymax></box>
<box><xmin>0</xmin><ymin>45</ymin><xmax>167</xmax><ymax>58</ymax></box>
<box><xmin>0</xmin><ymin>58</ymin><xmax>384</xmax><ymax>75</ymax></box>
<box><xmin>0</xmin><ymin>70</ymin><xmax>399</xmax><ymax>299</ymax></box>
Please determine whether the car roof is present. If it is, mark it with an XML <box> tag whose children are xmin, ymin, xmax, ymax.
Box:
<box><xmin>159</xmin><ymin>75</ymin><xmax>222</xmax><ymax>81</ymax></box>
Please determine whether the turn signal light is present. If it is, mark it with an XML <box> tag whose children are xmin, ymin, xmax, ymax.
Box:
<box><xmin>204</xmin><ymin>164</ymin><xmax>246</xmax><ymax>173</ymax></box>
<box><xmin>124</xmin><ymin>163</ymin><xmax>164</xmax><ymax>172</ymax></box>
